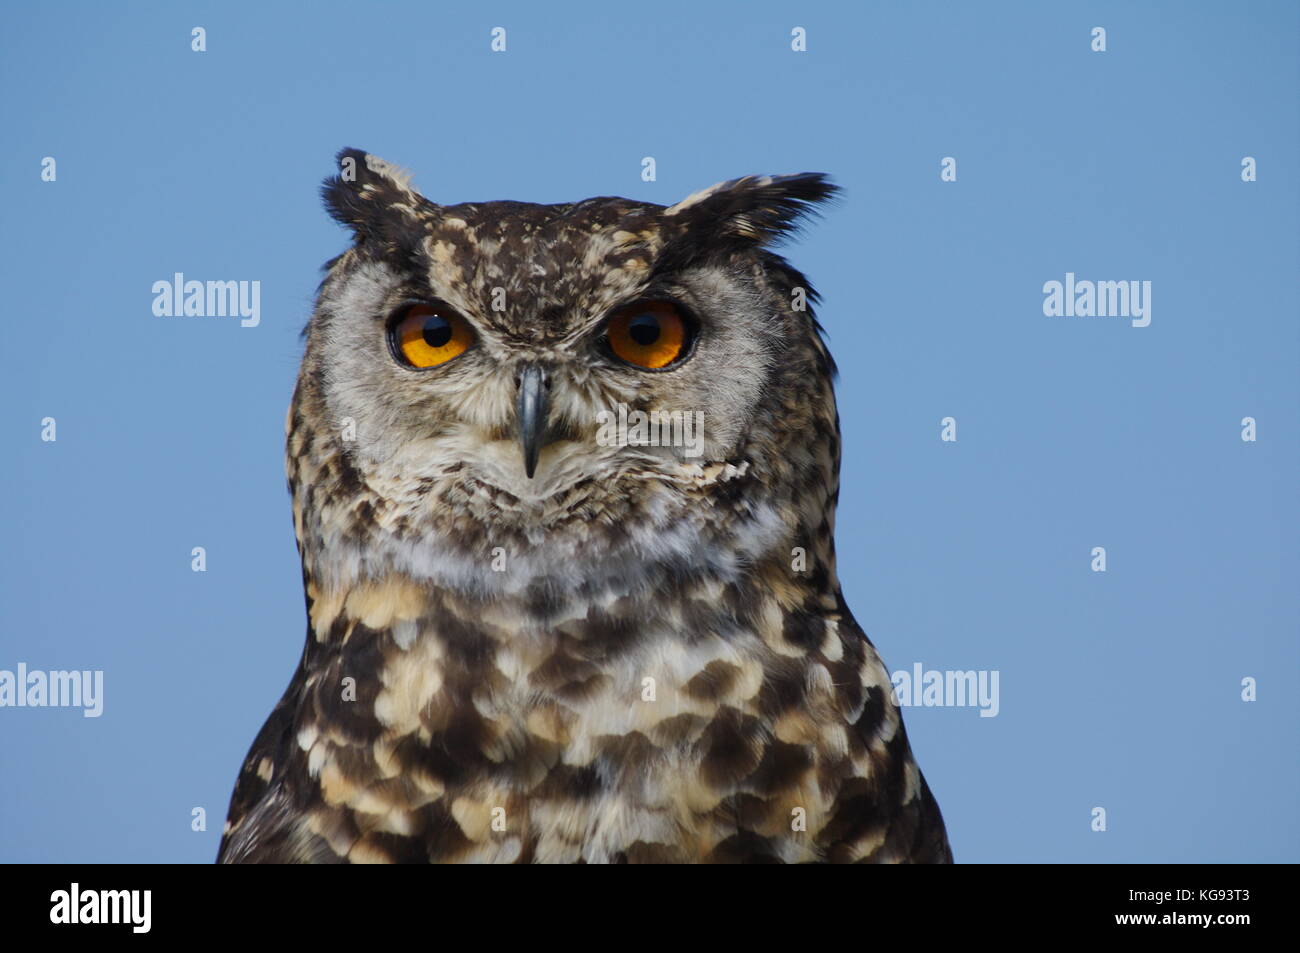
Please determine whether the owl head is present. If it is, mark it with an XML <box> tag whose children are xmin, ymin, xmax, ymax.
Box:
<box><xmin>290</xmin><ymin>149</ymin><xmax>842</xmax><ymax>598</ymax></box>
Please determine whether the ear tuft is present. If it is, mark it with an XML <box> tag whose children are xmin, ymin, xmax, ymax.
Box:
<box><xmin>321</xmin><ymin>148</ymin><xmax>433</xmax><ymax>245</ymax></box>
<box><xmin>664</xmin><ymin>173</ymin><xmax>839</xmax><ymax>247</ymax></box>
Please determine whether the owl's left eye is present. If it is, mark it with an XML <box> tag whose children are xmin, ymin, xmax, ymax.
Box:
<box><xmin>389</xmin><ymin>303</ymin><xmax>475</xmax><ymax>369</ymax></box>
<box><xmin>605</xmin><ymin>300</ymin><xmax>695</xmax><ymax>370</ymax></box>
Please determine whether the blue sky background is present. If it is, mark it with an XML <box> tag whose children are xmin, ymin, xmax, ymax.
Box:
<box><xmin>1</xmin><ymin>1</ymin><xmax>1295</xmax><ymax>863</ymax></box>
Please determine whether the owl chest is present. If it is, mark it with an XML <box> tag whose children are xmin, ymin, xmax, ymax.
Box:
<box><xmin>351</xmin><ymin>625</ymin><xmax>848</xmax><ymax>862</ymax></box>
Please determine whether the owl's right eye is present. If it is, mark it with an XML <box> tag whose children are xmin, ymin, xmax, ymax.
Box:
<box><xmin>388</xmin><ymin>303</ymin><xmax>475</xmax><ymax>369</ymax></box>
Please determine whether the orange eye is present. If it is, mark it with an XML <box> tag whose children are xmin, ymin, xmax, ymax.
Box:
<box><xmin>606</xmin><ymin>301</ymin><xmax>692</xmax><ymax>369</ymax></box>
<box><xmin>390</xmin><ymin>304</ymin><xmax>475</xmax><ymax>368</ymax></box>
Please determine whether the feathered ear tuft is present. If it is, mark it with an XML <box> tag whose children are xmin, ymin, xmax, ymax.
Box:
<box><xmin>664</xmin><ymin>173</ymin><xmax>839</xmax><ymax>247</ymax></box>
<box><xmin>321</xmin><ymin>148</ymin><xmax>434</xmax><ymax>246</ymax></box>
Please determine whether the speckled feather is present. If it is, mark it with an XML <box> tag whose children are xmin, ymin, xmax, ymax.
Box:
<box><xmin>217</xmin><ymin>149</ymin><xmax>951</xmax><ymax>863</ymax></box>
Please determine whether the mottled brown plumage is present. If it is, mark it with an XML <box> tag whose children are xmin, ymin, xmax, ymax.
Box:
<box><xmin>217</xmin><ymin>149</ymin><xmax>951</xmax><ymax>863</ymax></box>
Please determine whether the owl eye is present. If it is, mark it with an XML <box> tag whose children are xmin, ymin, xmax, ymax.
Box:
<box><xmin>606</xmin><ymin>300</ymin><xmax>694</xmax><ymax>370</ymax></box>
<box><xmin>389</xmin><ymin>303</ymin><xmax>475</xmax><ymax>369</ymax></box>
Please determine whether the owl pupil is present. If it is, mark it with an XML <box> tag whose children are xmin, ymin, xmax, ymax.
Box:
<box><xmin>422</xmin><ymin>316</ymin><xmax>452</xmax><ymax>348</ymax></box>
<box><xmin>629</xmin><ymin>314</ymin><xmax>660</xmax><ymax>346</ymax></box>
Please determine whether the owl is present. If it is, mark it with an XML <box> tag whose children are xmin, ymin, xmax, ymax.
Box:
<box><xmin>216</xmin><ymin>148</ymin><xmax>952</xmax><ymax>864</ymax></box>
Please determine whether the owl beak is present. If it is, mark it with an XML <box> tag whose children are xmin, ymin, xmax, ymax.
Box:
<box><xmin>515</xmin><ymin>364</ymin><xmax>549</xmax><ymax>479</ymax></box>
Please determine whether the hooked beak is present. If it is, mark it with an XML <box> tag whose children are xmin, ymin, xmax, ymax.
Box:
<box><xmin>515</xmin><ymin>364</ymin><xmax>549</xmax><ymax>479</ymax></box>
